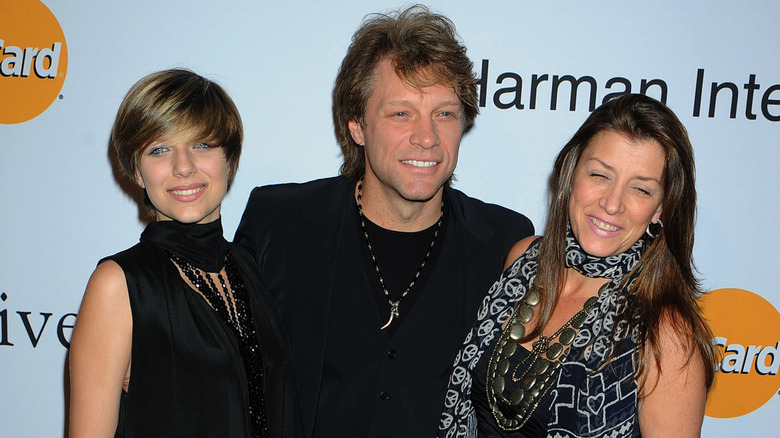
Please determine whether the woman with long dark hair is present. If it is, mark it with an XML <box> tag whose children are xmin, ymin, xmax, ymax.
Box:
<box><xmin>440</xmin><ymin>94</ymin><xmax>716</xmax><ymax>437</ymax></box>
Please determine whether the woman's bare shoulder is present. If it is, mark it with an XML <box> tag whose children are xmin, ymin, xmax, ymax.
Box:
<box><xmin>504</xmin><ymin>235</ymin><xmax>543</xmax><ymax>270</ymax></box>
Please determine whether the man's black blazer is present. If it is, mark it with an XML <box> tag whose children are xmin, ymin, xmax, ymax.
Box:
<box><xmin>235</xmin><ymin>176</ymin><xmax>533</xmax><ymax>437</ymax></box>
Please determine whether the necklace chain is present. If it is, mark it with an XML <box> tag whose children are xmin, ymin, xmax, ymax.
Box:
<box><xmin>356</xmin><ymin>178</ymin><xmax>443</xmax><ymax>330</ymax></box>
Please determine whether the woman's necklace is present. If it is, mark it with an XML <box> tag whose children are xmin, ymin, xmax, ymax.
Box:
<box><xmin>169</xmin><ymin>250</ymin><xmax>270</xmax><ymax>438</ymax></box>
<box><xmin>485</xmin><ymin>284</ymin><xmax>602</xmax><ymax>430</ymax></box>
<box><xmin>356</xmin><ymin>178</ymin><xmax>443</xmax><ymax>330</ymax></box>
<box><xmin>171</xmin><ymin>251</ymin><xmax>245</xmax><ymax>335</ymax></box>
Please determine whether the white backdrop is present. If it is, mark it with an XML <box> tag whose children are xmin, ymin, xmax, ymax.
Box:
<box><xmin>1</xmin><ymin>1</ymin><xmax>778</xmax><ymax>436</ymax></box>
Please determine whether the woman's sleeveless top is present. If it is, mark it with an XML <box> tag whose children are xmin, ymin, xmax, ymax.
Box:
<box><xmin>106</xmin><ymin>241</ymin><xmax>296</xmax><ymax>437</ymax></box>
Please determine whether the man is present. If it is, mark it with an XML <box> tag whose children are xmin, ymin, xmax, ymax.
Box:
<box><xmin>235</xmin><ymin>6</ymin><xmax>533</xmax><ymax>437</ymax></box>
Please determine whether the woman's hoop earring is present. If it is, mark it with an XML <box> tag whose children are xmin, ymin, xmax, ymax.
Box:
<box><xmin>646</xmin><ymin>219</ymin><xmax>663</xmax><ymax>238</ymax></box>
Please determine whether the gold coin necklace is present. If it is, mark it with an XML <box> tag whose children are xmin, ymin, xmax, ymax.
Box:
<box><xmin>485</xmin><ymin>284</ymin><xmax>602</xmax><ymax>430</ymax></box>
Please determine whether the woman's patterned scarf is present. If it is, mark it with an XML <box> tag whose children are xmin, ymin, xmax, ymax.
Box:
<box><xmin>438</xmin><ymin>228</ymin><xmax>649</xmax><ymax>437</ymax></box>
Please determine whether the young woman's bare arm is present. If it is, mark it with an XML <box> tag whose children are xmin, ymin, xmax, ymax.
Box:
<box><xmin>69</xmin><ymin>260</ymin><xmax>132</xmax><ymax>438</ymax></box>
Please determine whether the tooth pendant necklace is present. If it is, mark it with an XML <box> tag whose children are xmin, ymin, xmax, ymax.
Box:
<box><xmin>385</xmin><ymin>301</ymin><xmax>401</xmax><ymax>329</ymax></box>
<box><xmin>356</xmin><ymin>178</ymin><xmax>443</xmax><ymax>330</ymax></box>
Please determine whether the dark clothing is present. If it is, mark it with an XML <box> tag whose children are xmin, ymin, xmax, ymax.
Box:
<box><xmin>471</xmin><ymin>342</ymin><xmax>551</xmax><ymax>437</ymax></box>
<box><xmin>107</xmin><ymin>237</ymin><xmax>296</xmax><ymax>438</ymax></box>
<box><xmin>439</xmin><ymin>233</ymin><xmax>646</xmax><ymax>437</ymax></box>
<box><xmin>235</xmin><ymin>176</ymin><xmax>533</xmax><ymax>437</ymax></box>
<box><xmin>358</xmin><ymin>203</ymin><xmax>449</xmax><ymax>336</ymax></box>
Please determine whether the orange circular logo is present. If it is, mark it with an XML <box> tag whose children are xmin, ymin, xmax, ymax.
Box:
<box><xmin>0</xmin><ymin>0</ymin><xmax>68</xmax><ymax>124</ymax></box>
<box><xmin>701</xmin><ymin>288</ymin><xmax>780</xmax><ymax>418</ymax></box>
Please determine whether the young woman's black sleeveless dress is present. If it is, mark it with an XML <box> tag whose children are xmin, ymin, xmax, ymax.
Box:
<box><xmin>106</xmin><ymin>222</ymin><xmax>296</xmax><ymax>437</ymax></box>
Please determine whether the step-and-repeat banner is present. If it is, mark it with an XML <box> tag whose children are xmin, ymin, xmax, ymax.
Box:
<box><xmin>1</xmin><ymin>1</ymin><xmax>778</xmax><ymax>436</ymax></box>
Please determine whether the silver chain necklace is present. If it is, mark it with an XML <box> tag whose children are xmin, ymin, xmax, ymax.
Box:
<box><xmin>356</xmin><ymin>178</ymin><xmax>443</xmax><ymax>330</ymax></box>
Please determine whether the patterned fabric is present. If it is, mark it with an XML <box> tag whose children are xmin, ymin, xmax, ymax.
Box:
<box><xmin>439</xmin><ymin>229</ymin><xmax>649</xmax><ymax>437</ymax></box>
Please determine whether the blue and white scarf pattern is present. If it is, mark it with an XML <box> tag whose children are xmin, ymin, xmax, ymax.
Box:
<box><xmin>438</xmin><ymin>229</ymin><xmax>648</xmax><ymax>437</ymax></box>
